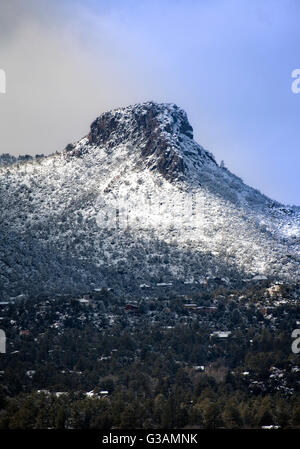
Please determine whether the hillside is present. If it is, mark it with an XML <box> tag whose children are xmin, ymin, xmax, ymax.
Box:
<box><xmin>0</xmin><ymin>102</ymin><xmax>299</xmax><ymax>298</ymax></box>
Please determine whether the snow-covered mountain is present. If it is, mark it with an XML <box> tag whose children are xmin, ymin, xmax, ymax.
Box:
<box><xmin>0</xmin><ymin>102</ymin><xmax>299</xmax><ymax>298</ymax></box>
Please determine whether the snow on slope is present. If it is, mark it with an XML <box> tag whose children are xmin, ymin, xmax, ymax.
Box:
<box><xmin>0</xmin><ymin>102</ymin><xmax>299</xmax><ymax>297</ymax></box>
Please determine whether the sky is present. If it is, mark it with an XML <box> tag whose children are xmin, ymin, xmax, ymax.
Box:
<box><xmin>0</xmin><ymin>0</ymin><xmax>299</xmax><ymax>205</ymax></box>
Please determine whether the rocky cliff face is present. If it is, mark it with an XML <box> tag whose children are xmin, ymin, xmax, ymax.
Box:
<box><xmin>86</xmin><ymin>102</ymin><xmax>214</xmax><ymax>182</ymax></box>
<box><xmin>0</xmin><ymin>102</ymin><xmax>299</xmax><ymax>299</ymax></box>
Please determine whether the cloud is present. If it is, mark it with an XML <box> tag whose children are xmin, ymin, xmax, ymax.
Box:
<box><xmin>0</xmin><ymin>0</ymin><xmax>165</xmax><ymax>156</ymax></box>
<box><xmin>0</xmin><ymin>0</ymin><xmax>299</xmax><ymax>204</ymax></box>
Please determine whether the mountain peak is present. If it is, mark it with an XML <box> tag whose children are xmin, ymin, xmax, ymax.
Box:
<box><xmin>82</xmin><ymin>101</ymin><xmax>215</xmax><ymax>181</ymax></box>
<box><xmin>88</xmin><ymin>102</ymin><xmax>194</xmax><ymax>146</ymax></box>
<box><xmin>1</xmin><ymin>102</ymin><xmax>299</xmax><ymax>299</ymax></box>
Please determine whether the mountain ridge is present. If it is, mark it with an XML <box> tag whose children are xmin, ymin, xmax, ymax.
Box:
<box><xmin>0</xmin><ymin>102</ymin><xmax>299</xmax><ymax>298</ymax></box>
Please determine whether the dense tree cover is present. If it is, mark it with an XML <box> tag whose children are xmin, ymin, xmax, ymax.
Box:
<box><xmin>0</xmin><ymin>379</ymin><xmax>300</xmax><ymax>429</ymax></box>
<box><xmin>0</xmin><ymin>284</ymin><xmax>299</xmax><ymax>428</ymax></box>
